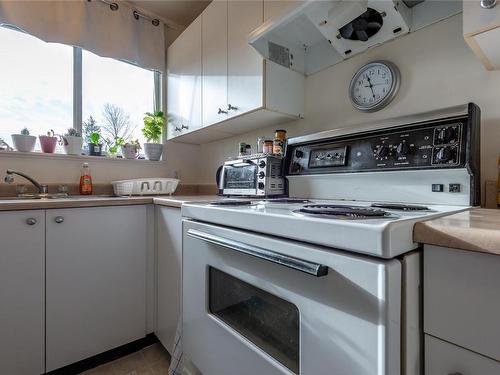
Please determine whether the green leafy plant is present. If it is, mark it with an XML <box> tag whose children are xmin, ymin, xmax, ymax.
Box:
<box><xmin>106</xmin><ymin>137</ymin><xmax>125</xmax><ymax>155</ymax></box>
<box><xmin>90</xmin><ymin>132</ymin><xmax>101</xmax><ymax>145</ymax></box>
<box><xmin>20</xmin><ymin>128</ymin><xmax>30</xmax><ymax>136</ymax></box>
<box><xmin>142</xmin><ymin>111</ymin><xmax>164</xmax><ymax>143</ymax></box>
<box><xmin>64</xmin><ymin>128</ymin><xmax>81</xmax><ymax>137</ymax></box>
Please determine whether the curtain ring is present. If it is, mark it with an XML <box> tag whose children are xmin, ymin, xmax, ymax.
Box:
<box><xmin>109</xmin><ymin>3</ymin><xmax>119</xmax><ymax>11</ymax></box>
<box><xmin>152</xmin><ymin>19</ymin><xmax>160</xmax><ymax>27</ymax></box>
<box><xmin>133</xmin><ymin>10</ymin><xmax>140</xmax><ymax>20</ymax></box>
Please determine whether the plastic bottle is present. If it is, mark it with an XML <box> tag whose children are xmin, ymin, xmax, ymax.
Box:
<box><xmin>79</xmin><ymin>162</ymin><xmax>93</xmax><ymax>195</ymax></box>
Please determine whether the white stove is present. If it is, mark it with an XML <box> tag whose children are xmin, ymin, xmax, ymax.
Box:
<box><xmin>182</xmin><ymin>198</ymin><xmax>466</xmax><ymax>258</ymax></box>
<box><xmin>180</xmin><ymin>104</ymin><xmax>481</xmax><ymax>375</ymax></box>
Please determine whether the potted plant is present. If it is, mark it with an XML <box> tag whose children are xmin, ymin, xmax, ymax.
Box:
<box><xmin>142</xmin><ymin>111</ymin><xmax>164</xmax><ymax>161</ymax></box>
<box><xmin>39</xmin><ymin>129</ymin><xmax>58</xmax><ymax>153</ymax></box>
<box><xmin>105</xmin><ymin>137</ymin><xmax>125</xmax><ymax>158</ymax></box>
<box><xmin>60</xmin><ymin>128</ymin><xmax>83</xmax><ymax>155</ymax></box>
<box><xmin>121</xmin><ymin>139</ymin><xmax>141</xmax><ymax>159</ymax></box>
<box><xmin>88</xmin><ymin>131</ymin><xmax>103</xmax><ymax>156</ymax></box>
<box><xmin>11</xmin><ymin>127</ymin><xmax>36</xmax><ymax>152</ymax></box>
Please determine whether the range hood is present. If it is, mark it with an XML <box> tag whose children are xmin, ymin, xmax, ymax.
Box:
<box><xmin>248</xmin><ymin>0</ymin><xmax>462</xmax><ymax>75</ymax></box>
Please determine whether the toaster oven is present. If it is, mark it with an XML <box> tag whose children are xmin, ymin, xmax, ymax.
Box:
<box><xmin>218</xmin><ymin>156</ymin><xmax>285</xmax><ymax>196</ymax></box>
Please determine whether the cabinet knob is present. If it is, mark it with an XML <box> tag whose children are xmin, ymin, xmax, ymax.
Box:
<box><xmin>26</xmin><ymin>218</ymin><xmax>37</xmax><ymax>226</ymax></box>
<box><xmin>174</xmin><ymin>126</ymin><xmax>182</xmax><ymax>132</ymax></box>
<box><xmin>481</xmin><ymin>0</ymin><xmax>496</xmax><ymax>8</ymax></box>
<box><xmin>218</xmin><ymin>108</ymin><xmax>228</xmax><ymax>114</ymax></box>
<box><xmin>181</xmin><ymin>124</ymin><xmax>189</xmax><ymax>130</ymax></box>
<box><xmin>54</xmin><ymin>216</ymin><xmax>64</xmax><ymax>224</ymax></box>
<box><xmin>227</xmin><ymin>104</ymin><xmax>238</xmax><ymax>111</ymax></box>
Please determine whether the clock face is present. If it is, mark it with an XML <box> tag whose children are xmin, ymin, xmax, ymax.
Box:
<box><xmin>349</xmin><ymin>61</ymin><xmax>400</xmax><ymax>112</ymax></box>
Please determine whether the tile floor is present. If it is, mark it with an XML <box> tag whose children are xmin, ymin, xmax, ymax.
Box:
<box><xmin>82</xmin><ymin>343</ymin><xmax>170</xmax><ymax>375</ymax></box>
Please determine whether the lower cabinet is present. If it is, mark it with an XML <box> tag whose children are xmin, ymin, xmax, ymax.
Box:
<box><xmin>156</xmin><ymin>206</ymin><xmax>182</xmax><ymax>353</ymax></box>
<box><xmin>0</xmin><ymin>210</ymin><xmax>45</xmax><ymax>375</ymax></box>
<box><xmin>46</xmin><ymin>206</ymin><xmax>148</xmax><ymax>371</ymax></box>
<box><xmin>425</xmin><ymin>334</ymin><xmax>500</xmax><ymax>374</ymax></box>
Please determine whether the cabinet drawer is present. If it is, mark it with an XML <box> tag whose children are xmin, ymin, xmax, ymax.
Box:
<box><xmin>425</xmin><ymin>335</ymin><xmax>500</xmax><ymax>375</ymax></box>
<box><xmin>424</xmin><ymin>245</ymin><xmax>500</xmax><ymax>360</ymax></box>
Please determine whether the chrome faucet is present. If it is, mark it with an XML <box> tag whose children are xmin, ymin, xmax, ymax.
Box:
<box><xmin>4</xmin><ymin>169</ymin><xmax>48</xmax><ymax>194</ymax></box>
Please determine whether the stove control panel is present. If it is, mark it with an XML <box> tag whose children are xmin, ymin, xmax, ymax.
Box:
<box><xmin>287</xmin><ymin>117</ymin><xmax>469</xmax><ymax>175</ymax></box>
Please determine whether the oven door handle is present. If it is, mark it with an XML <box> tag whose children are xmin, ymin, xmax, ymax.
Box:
<box><xmin>187</xmin><ymin>229</ymin><xmax>328</xmax><ymax>277</ymax></box>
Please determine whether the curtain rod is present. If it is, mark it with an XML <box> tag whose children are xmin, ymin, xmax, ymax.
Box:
<box><xmin>87</xmin><ymin>0</ymin><xmax>163</xmax><ymax>27</ymax></box>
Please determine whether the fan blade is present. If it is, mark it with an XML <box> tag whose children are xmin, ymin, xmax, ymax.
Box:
<box><xmin>366</xmin><ymin>21</ymin><xmax>382</xmax><ymax>31</ymax></box>
<box><xmin>356</xmin><ymin>30</ymin><xmax>369</xmax><ymax>42</ymax></box>
<box><xmin>340</xmin><ymin>23</ymin><xmax>354</xmax><ymax>39</ymax></box>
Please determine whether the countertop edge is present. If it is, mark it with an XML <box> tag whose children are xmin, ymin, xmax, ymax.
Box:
<box><xmin>0</xmin><ymin>195</ymin><xmax>220</xmax><ymax>211</ymax></box>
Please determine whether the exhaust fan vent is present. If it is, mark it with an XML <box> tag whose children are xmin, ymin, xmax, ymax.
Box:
<box><xmin>268</xmin><ymin>41</ymin><xmax>291</xmax><ymax>68</ymax></box>
<box><xmin>339</xmin><ymin>8</ymin><xmax>383</xmax><ymax>42</ymax></box>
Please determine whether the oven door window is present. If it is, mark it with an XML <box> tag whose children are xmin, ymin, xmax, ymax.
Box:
<box><xmin>223</xmin><ymin>164</ymin><xmax>257</xmax><ymax>190</ymax></box>
<box><xmin>208</xmin><ymin>267</ymin><xmax>299</xmax><ymax>374</ymax></box>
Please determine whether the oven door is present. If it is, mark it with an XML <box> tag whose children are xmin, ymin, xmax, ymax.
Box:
<box><xmin>221</xmin><ymin>162</ymin><xmax>258</xmax><ymax>195</ymax></box>
<box><xmin>182</xmin><ymin>220</ymin><xmax>402</xmax><ymax>375</ymax></box>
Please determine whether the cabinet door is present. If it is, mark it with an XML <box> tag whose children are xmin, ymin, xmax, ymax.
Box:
<box><xmin>167</xmin><ymin>15</ymin><xmax>202</xmax><ymax>139</ymax></box>
<box><xmin>227</xmin><ymin>0</ymin><xmax>264</xmax><ymax>118</ymax></box>
<box><xmin>156</xmin><ymin>206</ymin><xmax>182</xmax><ymax>353</ymax></box>
<box><xmin>0</xmin><ymin>210</ymin><xmax>45</xmax><ymax>375</ymax></box>
<box><xmin>46</xmin><ymin>206</ymin><xmax>147</xmax><ymax>371</ymax></box>
<box><xmin>202</xmin><ymin>0</ymin><xmax>228</xmax><ymax>127</ymax></box>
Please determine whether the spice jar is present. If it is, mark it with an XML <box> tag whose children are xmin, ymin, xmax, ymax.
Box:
<box><xmin>263</xmin><ymin>140</ymin><xmax>273</xmax><ymax>154</ymax></box>
<box><xmin>274</xmin><ymin>129</ymin><xmax>287</xmax><ymax>142</ymax></box>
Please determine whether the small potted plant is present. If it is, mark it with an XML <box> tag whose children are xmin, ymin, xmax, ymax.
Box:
<box><xmin>11</xmin><ymin>127</ymin><xmax>36</xmax><ymax>152</ymax></box>
<box><xmin>88</xmin><ymin>131</ymin><xmax>103</xmax><ymax>156</ymax></box>
<box><xmin>142</xmin><ymin>111</ymin><xmax>164</xmax><ymax>161</ymax></box>
<box><xmin>39</xmin><ymin>129</ymin><xmax>58</xmax><ymax>153</ymax></box>
<box><xmin>60</xmin><ymin>128</ymin><xmax>83</xmax><ymax>155</ymax></box>
<box><xmin>105</xmin><ymin>137</ymin><xmax>125</xmax><ymax>158</ymax></box>
<box><xmin>121</xmin><ymin>139</ymin><xmax>141</xmax><ymax>159</ymax></box>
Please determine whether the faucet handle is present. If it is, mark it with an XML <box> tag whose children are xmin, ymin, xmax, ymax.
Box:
<box><xmin>4</xmin><ymin>174</ymin><xmax>14</xmax><ymax>184</ymax></box>
<box><xmin>40</xmin><ymin>185</ymin><xmax>49</xmax><ymax>194</ymax></box>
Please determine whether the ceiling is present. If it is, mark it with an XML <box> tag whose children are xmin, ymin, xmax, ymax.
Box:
<box><xmin>128</xmin><ymin>0</ymin><xmax>211</xmax><ymax>28</ymax></box>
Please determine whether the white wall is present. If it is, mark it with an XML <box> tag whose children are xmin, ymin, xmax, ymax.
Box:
<box><xmin>197</xmin><ymin>14</ymin><xmax>500</xmax><ymax>197</ymax></box>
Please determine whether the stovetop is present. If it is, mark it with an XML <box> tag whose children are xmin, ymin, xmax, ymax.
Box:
<box><xmin>182</xmin><ymin>198</ymin><xmax>467</xmax><ymax>258</ymax></box>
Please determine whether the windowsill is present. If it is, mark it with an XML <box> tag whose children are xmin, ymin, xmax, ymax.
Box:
<box><xmin>0</xmin><ymin>150</ymin><xmax>167</xmax><ymax>164</ymax></box>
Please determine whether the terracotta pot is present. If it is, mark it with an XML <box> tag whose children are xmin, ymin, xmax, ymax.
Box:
<box><xmin>38</xmin><ymin>135</ymin><xmax>58</xmax><ymax>153</ymax></box>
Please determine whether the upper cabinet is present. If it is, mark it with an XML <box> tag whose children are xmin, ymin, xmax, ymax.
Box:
<box><xmin>167</xmin><ymin>0</ymin><xmax>304</xmax><ymax>144</ymax></box>
<box><xmin>167</xmin><ymin>15</ymin><xmax>202</xmax><ymax>139</ymax></box>
<box><xmin>464</xmin><ymin>0</ymin><xmax>500</xmax><ymax>70</ymax></box>
<box><xmin>202</xmin><ymin>1</ymin><xmax>228</xmax><ymax>127</ymax></box>
<box><xmin>227</xmin><ymin>0</ymin><xmax>264</xmax><ymax>119</ymax></box>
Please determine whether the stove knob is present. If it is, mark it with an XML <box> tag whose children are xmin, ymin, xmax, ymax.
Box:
<box><xmin>396</xmin><ymin>142</ymin><xmax>410</xmax><ymax>156</ymax></box>
<box><xmin>291</xmin><ymin>162</ymin><xmax>301</xmax><ymax>173</ymax></box>
<box><xmin>437</xmin><ymin>127</ymin><xmax>457</xmax><ymax>144</ymax></box>
<box><xmin>258</xmin><ymin>171</ymin><xmax>265</xmax><ymax>179</ymax></box>
<box><xmin>295</xmin><ymin>149</ymin><xmax>304</xmax><ymax>158</ymax></box>
<box><xmin>258</xmin><ymin>182</ymin><xmax>265</xmax><ymax>190</ymax></box>
<box><xmin>258</xmin><ymin>160</ymin><xmax>266</xmax><ymax>168</ymax></box>
<box><xmin>374</xmin><ymin>145</ymin><xmax>389</xmax><ymax>158</ymax></box>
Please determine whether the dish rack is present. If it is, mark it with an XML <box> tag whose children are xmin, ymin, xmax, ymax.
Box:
<box><xmin>111</xmin><ymin>178</ymin><xmax>179</xmax><ymax>196</ymax></box>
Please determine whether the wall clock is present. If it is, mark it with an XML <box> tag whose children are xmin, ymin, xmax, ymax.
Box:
<box><xmin>349</xmin><ymin>61</ymin><xmax>401</xmax><ymax>112</ymax></box>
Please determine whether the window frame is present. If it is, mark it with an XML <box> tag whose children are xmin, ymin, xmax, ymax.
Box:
<box><xmin>0</xmin><ymin>24</ymin><xmax>163</xmax><ymax>150</ymax></box>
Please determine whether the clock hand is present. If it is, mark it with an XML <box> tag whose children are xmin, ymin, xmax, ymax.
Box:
<box><xmin>366</xmin><ymin>76</ymin><xmax>376</xmax><ymax>99</ymax></box>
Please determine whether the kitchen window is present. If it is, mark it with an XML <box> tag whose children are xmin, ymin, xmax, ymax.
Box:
<box><xmin>0</xmin><ymin>25</ymin><xmax>73</xmax><ymax>147</ymax></box>
<box><xmin>0</xmin><ymin>25</ymin><xmax>161</xmax><ymax>152</ymax></box>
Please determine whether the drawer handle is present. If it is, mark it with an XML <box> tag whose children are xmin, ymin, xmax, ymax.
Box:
<box><xmin>26</xmin><ymin>218</ymin><xmax>37</xmax><ymax>226</ymax></box>
<box><xmin>227</xmin><ymin>104</ymin><xmax>238</xmax><ymax>111</ymax></box>
<box><xmin>218</xmin><ymin>108</ymin><xmax>228</xmax><ymax>115</ymax></box>
<box><xmin>54</xmin><ymin>216</ymin><xmax>64</xmax><ymax>224</ymax></box>
<box><xmin>181</xmin><ymin>124</ymin><xmax>189</xmax><ymax>130</ymax></box>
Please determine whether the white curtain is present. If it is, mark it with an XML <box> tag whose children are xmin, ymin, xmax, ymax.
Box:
<box><xmin>0</xmin><ymin>0</ymin><xmax>165</xmax><ymax>72</ymax></box>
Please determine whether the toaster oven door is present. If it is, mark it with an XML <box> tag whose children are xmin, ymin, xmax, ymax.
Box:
<box><xmin>221</xmin><ymin>162</ymin><xmax>258</xmax><ymax>195</ymax></box>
